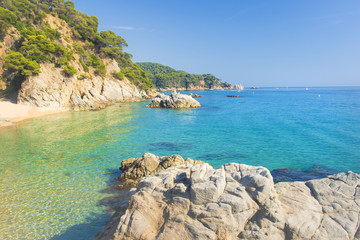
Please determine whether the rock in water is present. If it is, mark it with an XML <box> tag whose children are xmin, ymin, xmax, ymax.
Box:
<box><xmin>190</xmin><ymin>93</ymin><xmax>202</xmax><ymax>98</ymax></box>
<box><xmin>98</xmin><ymin>159</ymin><xmax>360</xmax><ymax>240</ymax></box>
<box><xmin>146</xmin><ymin>92</ymin><xmax>201</xmax><ymax>109</ymax></box>
<box><xmin>233</xmin><ymin>84</ymin><xmax>244</xmax><ymax>90</ymax></box>
<box><xmin>117</xmin><ymin>153</ymin><xmax>204</xmax><ymax>187</ymax></box>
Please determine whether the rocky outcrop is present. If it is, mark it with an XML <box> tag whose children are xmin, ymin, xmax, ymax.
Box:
<box><xmin>17</xmin><ymin>61</ymin><xmax>154</xmax><ymax>110</ymax></box>
<box><xmin>189</xmin><ymin>93</ymin><xmax>202</xmax><ymax>98</ymax></box>
<box><xmin>233</xmin><ymin>84</ymin><xmax>244</xmax><ymax>90</ymax></box>
<box><xmin>8</xmin><ymin>14</ymin><xmax>156</xmax><ymax>111</ymax></box>
<box><xmin>98</xmin><ymin>159</ymin><xmax>360</xmax><ymax>240</ymax></box>
<box><xmin>146</xmin><ymin>92</ymin><xmax>201</xmax><ymax>109</ymax></box>
<box><xmin>118</xmin><ymin>153</ymin><xmax>204</xmax><ymax>187</ymax></box>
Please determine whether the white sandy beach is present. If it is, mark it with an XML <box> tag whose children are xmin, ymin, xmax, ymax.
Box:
<box><xmin>0</xmin><ymin>101</ymin><xmax>68</xmax><ymax>128</ymax></box>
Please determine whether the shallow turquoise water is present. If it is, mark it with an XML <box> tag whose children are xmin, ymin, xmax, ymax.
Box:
<box><xmin>0</xmin><ymin>87</ymin><xmax>359</xmax><ymax>239</ymax></box>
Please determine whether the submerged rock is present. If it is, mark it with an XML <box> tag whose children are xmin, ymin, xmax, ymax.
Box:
<box><xmin>226</xmin><ymin>95</ymin><xmax>242</xmax><ymax>97</ymax></box>
<box><xmin>146</xmin><ymin>92</ymin><xmax>201</xmax><ymax>109</ymax></box>
<box><xmin>99</xmin><ymin>155</ymin><xmax>360</xmax><ymax>240</ymax></box>
<box><xmin>272</xmin><ymin>165</ymin><xmax>340</xmax><ymax>183</ymax></box>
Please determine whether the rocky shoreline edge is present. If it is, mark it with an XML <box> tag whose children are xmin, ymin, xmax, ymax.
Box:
<box><xmin>97</xmin><ymin>153</ymin><xmax>360</xmax><ymax>240</ymax></box>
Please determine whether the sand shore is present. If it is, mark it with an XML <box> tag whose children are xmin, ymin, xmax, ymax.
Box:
<box><xmin>0</xmin><ymin>101</ymin><xmax>68</xmax><ymax>128</ymax></box>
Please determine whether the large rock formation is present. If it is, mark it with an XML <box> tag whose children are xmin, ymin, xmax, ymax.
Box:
<box><xmin>1</xmin><ymin>15</ymin><xmax>156</xmax><ymax>111</ymax></box>
<box><xmin>98</xmin><ymin>158</ymin><xmax>360</xmax><ymax>240</ymax></box>
<box><xmin>146</xmin><ymin>92</ymin><xmax>201</xmax><ymax>109</ymax></box>
<box><xmin>233</xmin><ymin>84</ymin><xmax>244</xmax><ymax>90</ymax></box>
<box><xmin>118</xmin><ymin>153</ymin><xmax>204</xmax><ymax>187</ymax></box>
<box><xmin>17</xmin><ymin>61</ymin><xmax>154</xmax><ymax>111</ymax></box>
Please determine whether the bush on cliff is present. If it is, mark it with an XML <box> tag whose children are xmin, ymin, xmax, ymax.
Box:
<box><xmin>113</xmin><ymin>71</ymin><xmax>124</xmax><ymax>80</ymax></box>
<box><xmin>0</xmin><ymin>6</ymin><xmax>17</xmax><ymax>38</ymax></box>
<box><xmin>4</xmin><ymin>51</ymin><xmax>41</xmax><ymax>76</ymax></box>
<box><xmin>63</xmin><ymin>64</ymin><xmax>77</xmax><ymax>76</ymax></box>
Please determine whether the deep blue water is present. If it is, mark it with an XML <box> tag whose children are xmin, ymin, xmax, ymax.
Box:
<box><xmin>0</xmin><ymin>86</ymin><xmax>359</xmax><ymax>239</ymax></box>
<box><xmin>133</xmin><ymin>87</ymin><xmax>360</xmax><ymax>173</ymax></box>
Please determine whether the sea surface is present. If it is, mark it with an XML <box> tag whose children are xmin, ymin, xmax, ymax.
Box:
<box><xmin>0</xmin><ymin>87</ymin><xmax>359</xmax><ymax>239</ymax></box>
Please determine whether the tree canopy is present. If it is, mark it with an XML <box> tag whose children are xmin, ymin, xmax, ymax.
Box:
<box><xmin>137</xmin><ymin>62</ymin><xmax>228</xmax><ymax>89</ymax></box>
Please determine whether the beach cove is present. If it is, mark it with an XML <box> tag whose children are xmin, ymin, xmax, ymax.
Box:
<box><xmin>0</xmin><ymin>87</ymin><xmax>360</xmax><ymax>239</ymax></box>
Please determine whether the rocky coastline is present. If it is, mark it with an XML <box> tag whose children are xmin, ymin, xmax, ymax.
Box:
<box><xmin>97</xmin><ymin>153</ymin><xmax>360</xmax><ymax>240</ymax></box>
<box><xmin>16</xmin><ymin>61</ymin><xmax>157</xmax><ymax>111</ymax></box>
<box><xmin>158</xmin><ymin>86</ymin><xmax>231</xmax><ymax>92</ymax></box>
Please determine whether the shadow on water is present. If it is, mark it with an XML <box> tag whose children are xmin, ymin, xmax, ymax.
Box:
<box><xmin>50</xmin><ymin>168</ymin><xmax>131</xmax><ymax>240</ymax></box>
<box><xmin>272</xmin><ymin>164</ymin><xmax>340</xmax><ymax>183</ymax></box>
<box><xmin>148</xmin><ymin>141</ymin><xmax>192</xmax><ymax>151</ymax></box>
<box><xmin>198</xmin><ymin>152</ymin><xmax>248</xmax><ymax>162</ymax></box>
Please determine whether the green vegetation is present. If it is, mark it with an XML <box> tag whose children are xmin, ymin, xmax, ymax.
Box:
<box><xmin>86</xmin><ymin>54</ymin><xmax>106</xmax><ymax>77</ymax></box>
<box><xmin>0</xmin><ymin>7</ymin><xmax>17</xmax><ymax>38</ymax></box>
<box><xmin>77</xmin><ymin>73</ymin><xmax>92</xmax><ymax>80</ymax></box>
<box><xmin>63</xmin><ymin>64</ymin><xmax>77</xmax><ymax>76</ymax></box>
<box><xmin>41</xmin><ymin>22</ymin><xmax>61</xmax><ymax>40</ymax></box>
<box><xmin>121</xmin><ymin>64</ymin><xmax>153</xmax><ymax>90</ymax></box>
<box><xmin>113</xmin><ymin>71</ymin><xmax>124</xmax><ymax>80</ymax></box>
<box><xmin>4</xmin><ymin>51</ymin><xmax>40</xmax><ymax>76</ymax></box>
<box><xmin>0</xmin><ymin>0</ymin><xmax>153</xmax><ymax>91</ymax></box>
<box><xmin>78</xmin><ymin>58</ymin><xmax>88</xmax><ymax>72</ymax></box>
<box><xmin>137</xmin><ymin>62</ymin><xmax>230</xmax><ymax>89</ymax></box>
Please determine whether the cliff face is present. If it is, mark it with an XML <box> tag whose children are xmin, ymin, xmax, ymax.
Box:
<box><xmin>17</xmin><ymin>60</ymin><xmax>149</xmax><ymax>110</ymax></box>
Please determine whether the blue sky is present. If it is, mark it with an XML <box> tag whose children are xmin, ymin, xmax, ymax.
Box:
<box><xmin>72</xmin><ymin>0</ymin><xmax>360</xmax><ymax>87</ymax></box>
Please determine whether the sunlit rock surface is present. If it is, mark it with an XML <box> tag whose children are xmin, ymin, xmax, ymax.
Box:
<box><xmin>98</xmin><ymin>156</ymin><xmax>360</xmax><ymax>240</ymax></box>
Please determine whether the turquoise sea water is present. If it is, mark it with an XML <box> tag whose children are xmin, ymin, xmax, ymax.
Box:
<box><xmin>0</xmin><ymin>87</ymin><xmax>359</xmax><ymax>239</ymax></box>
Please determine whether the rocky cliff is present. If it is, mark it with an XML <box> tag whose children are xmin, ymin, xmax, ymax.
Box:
<box><xmin>0</xmin><ymin>7</ymin><xmax>155</xmax><ymax>110</ymax></box>
<box><xmin>17</xmin><ymin>60</ymin><xmax>151</xmax><ymax>110</ymax></box>
<box><xmin>97</xmin><ymin>154</ymin><xmax>360</xmax><ymax>240</ymax></box>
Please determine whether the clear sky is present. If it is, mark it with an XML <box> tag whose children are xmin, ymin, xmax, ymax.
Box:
<box><xmin>72</xmin><ymin>0</ymin><xmax>360</xmax><ymax>87</ymax></box>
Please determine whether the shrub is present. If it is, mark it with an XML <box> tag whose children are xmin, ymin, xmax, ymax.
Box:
<box><xmin>0</xmin><ymin>7</ymin><xmax>17</xmax><ymax>37</ymax></box>
<box><xmin>113</xmin><ymin>71</ymin><xmax>124</xmax><ymax>80</ymax></box>
<box><xmin>95</xmin><ymin>64</ymin><xmax>106</xmax><ymax>77</ymax></box>
<box><xmin>87</xmin><ymin>54</ymin><xmax>101</xmax><ymax>68</ymax></box>
<box><xmin>4</xmin><ymin>51</ymin><xmax>41</xmax><ymax>76</ymax></box>
<box><xmin>79</xmin><ymin>58</ymin><xmax>89</xmax><ymax>72</ymax></box>
<box><xmin>63</xmin><ymin>65</ymin><xmax>77</xmax><ymax>76</ymax></box>
<box><xmin>73</xmin><ymin>42</ymin><xmax>85</xmax><ymax>55</ymax></box>
<box><xmin>77</xmin><ymin>74</ymin><xmax>92</xmax><ymax>80</ymax></box>
<box><xmin>58</xmin><ymin>14</ymin><xmax>70</xmax><ymax>23</ymax></box>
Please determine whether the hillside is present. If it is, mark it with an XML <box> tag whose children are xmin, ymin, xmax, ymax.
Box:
<box><xmin>137</xmin><ymin>62</ymin><xmax>231</xmax><ymax>90</ymax></box>
<box><xmin>0</xmin><ymin>0</ymin><xmax>154</xmax><ymax>110</ymax></box>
